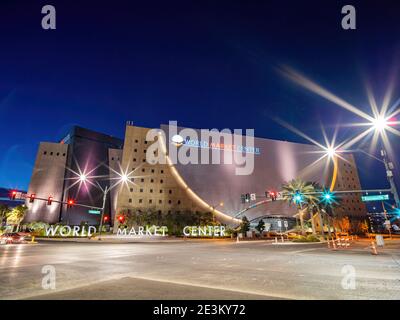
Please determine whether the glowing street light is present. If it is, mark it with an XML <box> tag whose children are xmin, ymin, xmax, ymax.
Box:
<box><xmin>79</xmin><ymin>174</ymin><xmax>87</xmax><ymax>182</ymax></box>
<box><xmin>372</xmin><ymin>116</ymin><xmax>389</xmax><ymax>132</ymax></box>
<box><xmin>321</xmin><ymin>190</ymin><xmax>335</xmax><ymax>205</ymax></box>
<box><xmin>326</xmin><ymin>147</ymin><xmax>336</xmax><ymax>158</ymax></box>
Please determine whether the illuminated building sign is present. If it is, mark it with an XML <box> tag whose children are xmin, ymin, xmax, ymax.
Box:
<box><xmin>180</xmin><ymin>138</ymin><xmax>261</xmax><ymax>155</ymax></box>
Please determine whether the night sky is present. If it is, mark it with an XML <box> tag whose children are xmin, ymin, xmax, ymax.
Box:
<box><xmin>1</xmin><ymin>0</ymin><xmax>400</xmax><ymax>205</ymax></box>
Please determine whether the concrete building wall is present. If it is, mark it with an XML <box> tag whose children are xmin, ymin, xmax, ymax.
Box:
<box><xmin>59</xmin><ymin>126</ymin><xmax>123</xmax><ymax>225</ymax></box>
<box><xmin>335</xmin><ymin>154</ymin><xmax>367</xmax><ymax>218</ymax></box>
<box><xmin>115</xmin><ymin>124</ymin><xmax>198</xmax><ymax>225</ymax></box>
<box><xmin>25</xmin><ymin>142</ymin><xmax>69</xmax><ymax>223</ymax></box>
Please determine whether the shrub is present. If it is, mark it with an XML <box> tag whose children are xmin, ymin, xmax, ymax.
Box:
<box><xmin>292</xmin><ymin>234</ymin><xmax>320</xmax><ymax>242</ymax></box>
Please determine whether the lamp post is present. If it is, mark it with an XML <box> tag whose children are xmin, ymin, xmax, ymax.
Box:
<box><xmin>97</xmin><ymin>185</ymin><xmax>109</xmax><ymax>241</ymax></box>
<box><xmin>381</xmin><ymin>149</ymin><xmax>400</xmax><ymax>209</ymax></box>
<box><xmin>355</xmin><ymin>148</ymin><xmax>400</xmax><ymax>208</ymax></box>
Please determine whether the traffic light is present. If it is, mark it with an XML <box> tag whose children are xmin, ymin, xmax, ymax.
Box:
<box><xmin>29</xmin><ymin>194</ymin><xmax>36</xmax><ymax>203</ymax></box>
<box><xmin>321</xmin><ymin>190</ymin><xmax>334</xmax><ymax>204</ymax></box>
<box><xmin>9</xmin><ymin>190</ymin><xmax>17</xmax><ymax>200</ymax></box>
<box><xmin>103</xmin><ymin>216</ymin><xmax>109</xmax><ymax>223</ymax></box>
<box><xmin>47</xmin><ymin>196</ymin><xmax>53</xmax><ymax>206</ymax></box>
<box><xmin>117</xmin><ymin>215</ymin><xmax>125</xmax><ymax>224</ymax></box>
<box><xmin>245</xmin><ymin>193</ymin><xmax>250</xmax><ymax>203</ymax></box>
<box><xmin>266</xmin><ymin>191</ymin><xmax>277</xmax><ymax>201</ymax></box>
<box><xmin>294</xmin><ymin>190</ymin><xmax>302</xmax><ymax>204</ymax></box>
<box><xmin>241</xmin><ymin>194</ymin><xmax>246</xmax><ymax>204</ymax></box>
<box><xmin>67</xmin><ymin>199</ymin><xmax>75</xmax><ymax>208</ymax></box>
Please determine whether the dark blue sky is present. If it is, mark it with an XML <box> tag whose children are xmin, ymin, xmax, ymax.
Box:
<box><xmin>1</xmin><ymin>0</ymin><xmax>400</xmax><ymax>198</ymax></box>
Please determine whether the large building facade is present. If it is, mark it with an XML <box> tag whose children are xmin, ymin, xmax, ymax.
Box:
<box><xmin>25</xmin><ymin>126</ymin><xmax>123</xmax><ymax>225</ymax></box>
<box><xmin>25</xmin><ymin>123</ymin><xmax>367</xmax><ymax>226</ymax></box>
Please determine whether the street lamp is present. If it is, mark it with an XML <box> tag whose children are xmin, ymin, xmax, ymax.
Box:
<box><xmin>355</xmin><ymin>148</ymin><xmax>400</xmax><ymax>208</ymax></box>
<box><xmin>326</xmin><ymin>147</ymin><xmax>336</xmax><ymax>158</ymax></box>
<box><xmin>371</xmin><ymin>116</ymin><xmax>389</xmax><ymax>132</ymax></box>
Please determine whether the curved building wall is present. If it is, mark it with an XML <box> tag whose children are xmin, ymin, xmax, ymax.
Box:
<box><xmin>161</xmin><ymin>124</ymin><xmax>328</xmax><ymax>221</ymax></box>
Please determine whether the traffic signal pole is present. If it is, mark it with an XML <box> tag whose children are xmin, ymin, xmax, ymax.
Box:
<box><xmin>97</xmin><ymin>185</ymin><xmax>109</xmax><ymax>241</ymax></box>
<box><xmin>381</xmin><ymin>149</ymin><xmax>400</xmax><ymax>208</ymax></box>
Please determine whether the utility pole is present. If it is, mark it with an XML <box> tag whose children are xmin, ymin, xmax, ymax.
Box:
<box><xmin>98</xmin><ymin>185</ymin><xmax>109</xmax><ymax>241</ymax></box>
<box><xmin>381</xmin><ymin>149</ymin><xmax>400</xmax><ymax>208</ymax></box>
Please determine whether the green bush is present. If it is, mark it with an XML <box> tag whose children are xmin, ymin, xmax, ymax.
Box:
<box><xmin>292</xmin><ymin>234</ymin><xmax>320</xmax><ymax>242</ymax></box>
<box><xmin>25</xmin><ymin>221</ymin><xmax>50</xmax><ymax>236</ymax></box>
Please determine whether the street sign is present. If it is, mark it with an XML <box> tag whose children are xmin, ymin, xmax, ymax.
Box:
<box><xmin>361</xmin><ymin>194</ymin><xmax>389</xmax><ymax>202</ymax></box>
<box><xmin>277</xmin><ymin>220</ymin><xmax>282</xmax><ymax>228</ymax></box>
<box><xmin>250</xmin><ymin>193</ymin><xmax>256</xmax><ymax>201</ymax></box>
<box><xmin>88</xmin><ymin>209</ymin><xmax>101</xmax><ymax>215</ymax></box>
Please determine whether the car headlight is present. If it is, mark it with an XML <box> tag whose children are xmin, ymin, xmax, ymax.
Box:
<box><xmin>7</xmin><ymin>237</ymin><xmax>12</xmax><ymax>241</ymax></box>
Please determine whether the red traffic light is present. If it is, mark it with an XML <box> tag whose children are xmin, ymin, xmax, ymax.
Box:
<box><xmin>9</xmin><ymin>190</ymin><xmax>17</xmax><ymax>200</ymax></box>
<box><xmin>103</xmin><ymin>216</ymin><xmax>109</xmax><ymax>222</ymax></box>
<box><xmin>67</xmin><ymin>199</ymin><xmax>75</xmax><ymax>208</ymax></box>
<box><xmin>117</xmin><ymin>215</ymin><xmax>125</xmax><ymax>223</ymax></box>
<box><xmin>269</xmin><ymin>191</ymin><xmax>277</xmax><ymax>201</ymax></box>
<box><xmin>29</xmin><ymin>194</ymin><xmax>36</xmax><ymax>203</ymax></box>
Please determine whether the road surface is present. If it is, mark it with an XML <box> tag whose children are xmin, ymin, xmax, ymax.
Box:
<box><xmin>1</xmin><ymin>239</ymin><xmax>399</xmax><ymax>300</ymax></box>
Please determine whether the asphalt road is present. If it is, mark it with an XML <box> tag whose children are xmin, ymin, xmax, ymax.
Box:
<box><xmin>1</xmin><ymin>239</ymin><xmax>400</xmax><ymax>300</ymax></box>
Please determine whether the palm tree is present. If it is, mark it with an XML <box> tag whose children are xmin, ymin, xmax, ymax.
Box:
<box><xmin>6</xmin><ymin>205</ymin><xmax>27</xmax><ymax>232</ymax></box>
<box><xmin>282</xmin><ymin>179</ymin><xmax>318</xmax><ymax>235</ymax></box>
<box><xmin>0</xmin><ymin>204</ymin><xmax>10</xmax><ymax>225</ymax></box>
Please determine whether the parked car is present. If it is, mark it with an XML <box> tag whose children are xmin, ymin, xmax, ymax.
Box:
<box><xmin>0</xmin><ymin>232</ymin><xmax>30</xmax><ymax>244</ymax></box>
